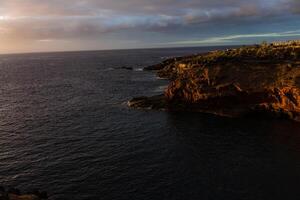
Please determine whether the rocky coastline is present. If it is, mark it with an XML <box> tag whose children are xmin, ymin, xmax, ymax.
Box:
<box><xmin>128</xmin><ymin>40</ymin><xmax>300</xmax><ymax>121</ymax></box>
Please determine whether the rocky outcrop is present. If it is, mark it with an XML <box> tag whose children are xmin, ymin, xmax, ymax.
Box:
<box><xmin>143</xmin><ymin>57</ymin><xmax>182</xmax><ymax>71</ymax></box>
<box><xmin>129</xmin><ymin>40</ymin><xmax>300</xmax><ymax>121</ymax></box>
<box><xmin>121</xmin><ymin>66</ymin><xmax>134</xmax><ymax>70</ymax></box>
<box><xmin>0</xmin><ymin>187</ymin><xmax>48</xmax><ymax>200</ymax></box>
<box><xmin>128</xmin><ymin>95</ymin><xmax>166</xmax><ymax>110</ymax></box>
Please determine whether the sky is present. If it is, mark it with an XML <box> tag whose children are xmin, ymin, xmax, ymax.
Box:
<box><xmin>0</xmin><ymin>0</ymin><xmax>300</xmax><ymax>53</ymax></box>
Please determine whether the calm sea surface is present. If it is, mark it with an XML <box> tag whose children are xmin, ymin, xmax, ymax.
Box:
<box><xmin>1</xmin><ymin>47</ymin><xmax>300</xmax><ymax>200</ymax></box>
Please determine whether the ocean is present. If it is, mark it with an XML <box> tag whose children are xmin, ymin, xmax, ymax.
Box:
<box><xmin>1</xmin><ymin>47</ymin><xmax>300</xmax><ymax>200</ymax></box>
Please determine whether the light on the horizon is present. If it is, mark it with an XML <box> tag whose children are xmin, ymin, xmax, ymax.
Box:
<box><xmin>0</xmin><ymin>16</ymin><xmax>8</xmax><ymax>20</ymax></box>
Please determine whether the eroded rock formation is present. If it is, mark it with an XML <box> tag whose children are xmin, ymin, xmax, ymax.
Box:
<box><xmin>129</xmin><ymin>40</ymin><xmax>300</xmax><ymax>121</ymax></box>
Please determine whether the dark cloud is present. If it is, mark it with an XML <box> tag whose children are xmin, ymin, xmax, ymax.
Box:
<box><xmin>0</xmin><ymin>0</ymin><xmax>279</xmax><ymax>16</ymax></box>
<box><xmin>288</xmin><ymin>0</ymin><xmax>300</xmax><ymax>13</ymax></box>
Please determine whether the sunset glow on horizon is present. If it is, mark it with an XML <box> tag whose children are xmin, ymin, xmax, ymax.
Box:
<box><xmin>0</xmin><ymin>0</ymin><xmax>300</xmax><ymax>54</ymax></box>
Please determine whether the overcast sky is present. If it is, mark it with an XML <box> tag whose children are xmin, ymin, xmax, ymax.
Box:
<box><xmin>0</xmin><ymin>0</ymin><xmax>300</xmax><ymax>53</ymax></box>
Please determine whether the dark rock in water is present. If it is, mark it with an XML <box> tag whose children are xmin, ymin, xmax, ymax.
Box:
<box><xmin>121</xmin><ymin>66</ymin><xmax>134</xmax><ymax>70</ymax></box>
<box><xmin>143</xmin><ymin>63</ymin><xmax>165</xmax><ymax>71</ymax></box>
<box><xmin>128</xmin><ymin>95</ymin><xmax>166</xmax><ymax>110</ymax></box>
<box><xmin>0</xmin><ymin>186</ymin><xmax>48</xmax><ymax>200</ymax></box>
<box><xmin>131</xmin><ymin>40</ymin><xmax>300</xmax><ymax>122</ymax></box>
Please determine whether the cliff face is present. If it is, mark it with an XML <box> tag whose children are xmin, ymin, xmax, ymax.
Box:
<box><xmin>165</xmin><ymin>62</ymin><xmax>300</xmax><ymax>120</ymax></box>
<box><xmin>130</xmin><ymin>41</ymin><xmax>300</xmax><ymax>121</ymax></box>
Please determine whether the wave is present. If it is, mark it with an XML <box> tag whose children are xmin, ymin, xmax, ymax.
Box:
<box><xmin>133</xmin><ymin>68</ymin><xmax>143</xmax><ymax>71</ymax></box>
<box><xmin>154</xmin><ymin>85</ymin><xmax>168</xmax><ymax>93</ymax></box>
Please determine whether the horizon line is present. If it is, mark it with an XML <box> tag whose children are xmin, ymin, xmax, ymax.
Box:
<box><xmin>0</xmin><ymin>43</ymin><xmax>248</xmax><ymax>56</ymax></box>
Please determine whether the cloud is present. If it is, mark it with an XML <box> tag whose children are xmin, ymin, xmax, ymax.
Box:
<box><xmin>0</xmin><ymin>0</ymin><xmax>300</xmax><ymax>53</ymax></box>
<box><xmin>0</xmin><ymin>15</ymin><xmax>183</xmax><ymax>41</ymax></box>
<box><xmin>163</xmin><ymin>30</ymin><xmax>300</xmax><ymax>45</ymax></box>
<box><xmin>288</xmin><ymin>0</ymin><xmax>300</xmax><ymax>13</ymax></box>
<box><xmin>182</xmin><ymin>4</ymin><xmax>263</xmax><ymax>24</ymax></box>
<box><xmin>0</xmin><ymin>0</ymin><xmax>290</xmax><ymax>16</ymax></box>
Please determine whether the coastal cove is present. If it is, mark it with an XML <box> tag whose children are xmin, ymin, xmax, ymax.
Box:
<box><xmin>2</xmin><ymin>0</ymin><xmax>300</xmax><ymax>199</ymax></box>
<box><xmin>1</xmin><ymin>47</ymin><xmax>300</xmax><ymax>200</ymax></box>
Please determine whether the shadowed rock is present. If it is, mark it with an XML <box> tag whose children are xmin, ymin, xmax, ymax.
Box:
<box><xmin>0</xmin><ymin>186</ymin><xmax>48</xmax><ymax>200</ymax></box>
<box><xmin>128</xmin><ymin>95</ymin><xmax>166</xmax><ymax>110</ymax></box>
<box><xmin>121</xmin><ymin>66</ymin><xmax>134</xmax><ymax>70</ymax></box>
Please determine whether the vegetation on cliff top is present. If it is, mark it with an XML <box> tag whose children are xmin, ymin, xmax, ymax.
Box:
<box><xmin>179</xmin><ymin>40</ymin><xmax>300</xmax><ymax>65</ymax></box>
<box><xmin>155</xmin><ymin>40</ymin><xmax>300</xmax><ymax>79</ymax></box>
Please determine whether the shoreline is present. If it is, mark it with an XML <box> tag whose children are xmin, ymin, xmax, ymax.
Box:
<box><xmin>128</xmin><ymin>40</ymin><xmax>300</xmax><ymax>122</ymax></box>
